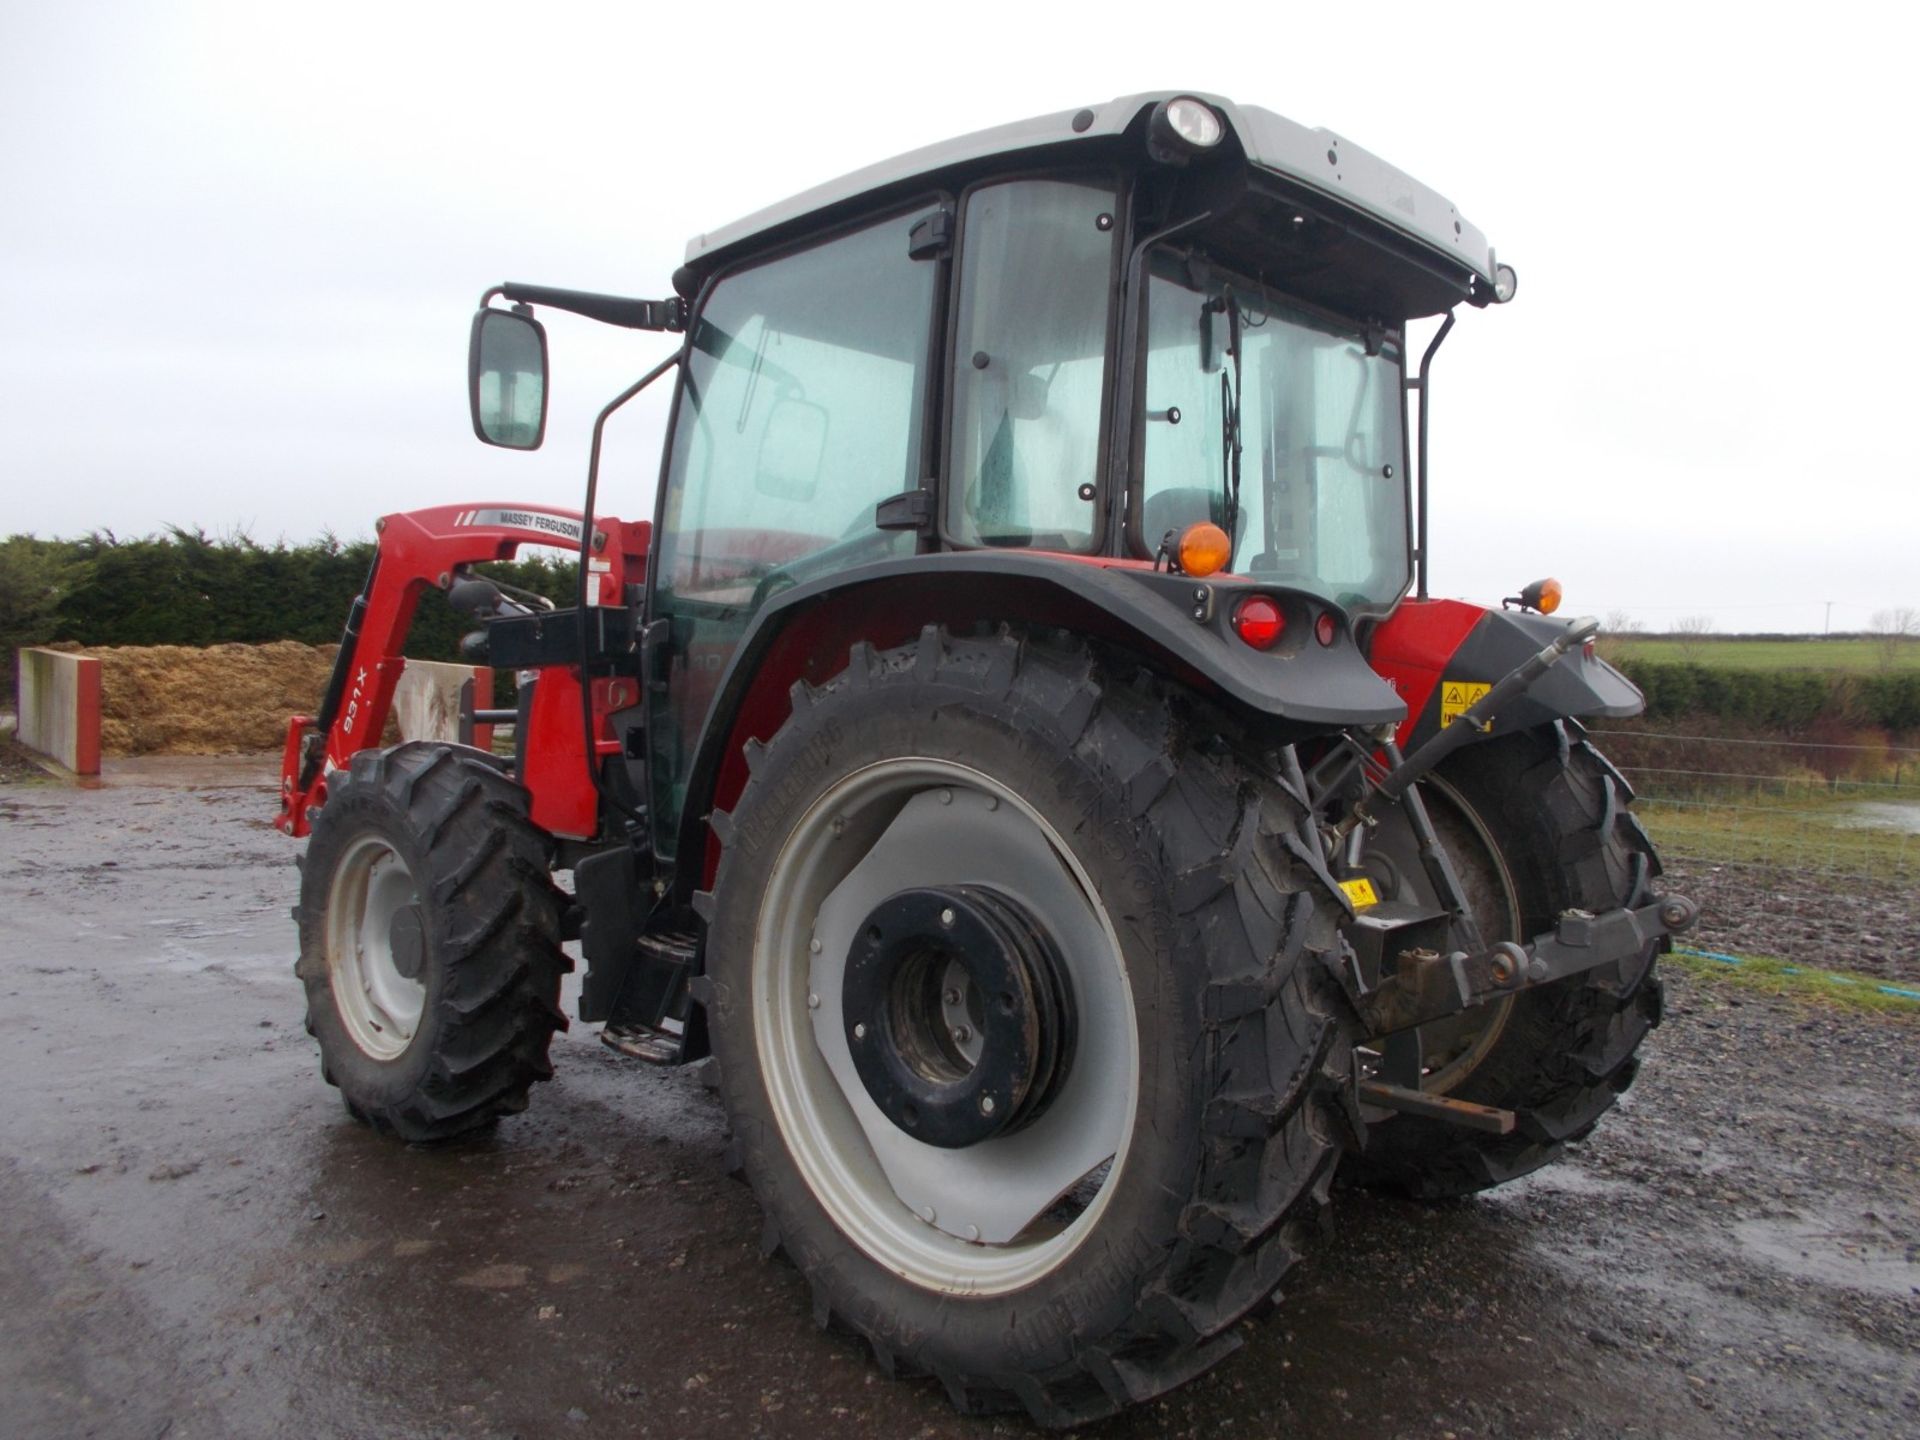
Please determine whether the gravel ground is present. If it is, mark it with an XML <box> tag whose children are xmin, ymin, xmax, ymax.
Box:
<box><xmin>0</xmin><ymin>762</ymin><xmax>1913</xmax><ymax>1438</ymax></box>
<box><xmin>1663</xmin><ymin>859</ymin><xmax>1920</xmax><ymax>984</ymax></box>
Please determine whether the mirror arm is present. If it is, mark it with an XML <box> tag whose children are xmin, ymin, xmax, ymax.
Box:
<box><xmin>576</xmin><ymin>351</ymin><xmax>683</xmax><ymax>833</ymax></box>
<box><xmin>490</xmin><ymin>282</ymin><xmax>686</xmax><ymax>333</ymax></box>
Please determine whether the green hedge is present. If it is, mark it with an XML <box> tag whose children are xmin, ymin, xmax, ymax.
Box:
<box><xmin>12</xmin><ymin>534</ymin><xmax>1919</xmax><ymax>736</ymax></box>
<box><xmin>1617</xmin><ymin>660</ymin><xmax>1920</xmax><ymax>732</ymax></box>
<box><xmin>2</xmin><ymin>530</ymin><xmax>576</xmax><ymax>701</ymax></box>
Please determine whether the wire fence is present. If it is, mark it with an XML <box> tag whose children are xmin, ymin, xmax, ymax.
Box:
<box><xmin>1587</xmin><ymin>728</ymin><xmax>1919</xmax><ymax>884</ymax></box>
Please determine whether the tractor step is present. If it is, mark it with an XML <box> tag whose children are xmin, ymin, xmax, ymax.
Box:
<box><xmin>600</xmin><ymin>1018</ymin><xmax>685</xmax><ymax>1064</ymax></box>
<box><xmin>1358</xmin><ymin>1080</ymin><xmax>1515</xmax><ymax>1134</ymax></box>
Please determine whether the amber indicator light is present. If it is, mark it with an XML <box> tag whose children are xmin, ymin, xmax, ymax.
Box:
<box><xmin>1178</xmin><ymin>522</ymin><xmax>1232</xmax><ymax>578</ymax></box>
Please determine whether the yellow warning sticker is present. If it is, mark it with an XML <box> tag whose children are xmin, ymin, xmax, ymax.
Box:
<box><xmin>1338</xmin><ymin>877</ymin><xmax>1380</xmax><ymax>909</ymax></box>
<box><xmin>1440</xmin><ymin>680</ymin><xmax>1491</xmax><ymax>728</ymax></box>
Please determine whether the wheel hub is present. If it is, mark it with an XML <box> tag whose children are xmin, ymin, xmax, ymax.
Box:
<box><xmin>842</xmin><ymin>886</ymin><xmax>1075</xmax><ymax>1149</ymax></box>
<box><xmin>788</xmin><ymin>774</ymin><xmax>1136</xmax><ymax>1255</ymax></box>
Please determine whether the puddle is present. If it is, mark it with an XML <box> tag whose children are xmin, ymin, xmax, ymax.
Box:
<box><xmin>1493</xmin><ymin>1162</ymin><xmax>1638</xmax><ymax>1202</ymax></box>
<box><xmin>1734</xmin><ymin>1216</ymin><xmax>1920</xmax><ymax>1298</ymax></box>
<box><xmin>1835</xmin><ymin>801</ymin><xmax>1920</xmax><ymax>835</ymax></box>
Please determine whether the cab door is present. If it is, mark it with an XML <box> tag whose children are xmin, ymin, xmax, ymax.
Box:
<box><xmin>646</xmin><ymin>207</ymin><xmax>944</xmax><ymax>858</ymax></box>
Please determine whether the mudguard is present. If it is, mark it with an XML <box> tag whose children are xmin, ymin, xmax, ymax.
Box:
<box><xmin>670</xmin><ymin>550</ymin><xmax>1405</xmax><ymax>870</ymax></box>
<box><xmin>1368</xmin><ymin>598</ymin><xmax>1643</xmax><ymax>751</ymax></box>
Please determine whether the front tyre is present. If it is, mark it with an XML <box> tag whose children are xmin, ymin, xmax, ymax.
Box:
<box><xmin>701</xmin><ymin>629</ymin><xmax>1350</xmax><ymax>1425</ymax></box>
<box><xmin>295</xmin><ymin>742</ymin><xmax>569</xmax><ymax>1141</ymax></box>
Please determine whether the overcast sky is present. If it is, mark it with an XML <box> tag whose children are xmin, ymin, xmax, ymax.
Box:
<box><xmin>3</xmin><ymin>2</ymin><xmax>1915</xmax><ymax>632</ymax></box>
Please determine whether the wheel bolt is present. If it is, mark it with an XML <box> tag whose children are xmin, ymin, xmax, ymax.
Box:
<box><xmin>953</xmin><ymin>1026</ymin><xmax>972</xmax><ymax>1044</ymax></box>
<box><xmin>939</xmin><ymin>789</ymin><xmax>953</xmax><ymax>805</ymax></box>
<box><xmin>979</xmin><ymin>1095</ymin><xmax>996</xmax><ymax>1115</ymax></box>
<box><xmin>939</xmin><ymin>908</ymin><xmax>955</xmax><ymax>928</ymax></box>
<box><xmin>853</xmin><ymin>1023</ymin><xmax>867</xmax><ymax>1040</ymax></box>
<box><xmin>808</xmin><ymin>937</ymin><xmax>822</xmax><ymax>954</ymax></box>
<box><xmin>943</xmin><ymin>987</ymin><xmax>962</xmax><ymax>1006</ymax></box>
<box><xmin>807</xmin><ymin>992</ymin><xmax>820</xmax><ymax>1010</ymax></box>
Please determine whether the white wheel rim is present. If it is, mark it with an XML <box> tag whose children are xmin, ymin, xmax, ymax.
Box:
<box><xmin>325</xmin><ymin>835</ymin><xmax>427</xmax><ymax>1061</ymax></box>
<box><xmin>753</xmin><ymin>758</ymin><xmax>1139</xmax><ymax>1296</ymax></box>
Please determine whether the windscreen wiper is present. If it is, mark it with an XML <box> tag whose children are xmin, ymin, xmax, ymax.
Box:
<box><xmin>1216</xmin><ymin>289</ymin><xmax>1244</xmax><ymax>546</ymax></box>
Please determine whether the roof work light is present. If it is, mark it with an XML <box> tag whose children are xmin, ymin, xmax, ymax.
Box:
<box><xmin>1149</xmin><ymin>97</ymin><xmax>1226</xmax><ymax>161</ymax></box>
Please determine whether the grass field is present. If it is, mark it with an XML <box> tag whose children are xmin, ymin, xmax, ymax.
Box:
<box><xmin>1609</xmin><ymin>635</ymin><xmax>1920</xmax><ymax>672</ymax></box>
<box><xmin>1638</xmin><ymin>793</ymin><xmax>1918</xmax><ymax>880</ymax></box>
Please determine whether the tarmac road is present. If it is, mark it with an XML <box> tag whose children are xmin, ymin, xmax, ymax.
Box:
<box><xmin>1</xmin><ymin>759</ymin><xmax>1915</xmax><ymax>1439</ymax></box>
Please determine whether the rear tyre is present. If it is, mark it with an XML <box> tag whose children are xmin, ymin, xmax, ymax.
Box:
<box><xmin>701</xmin><ymin>628</ymin><xmax>1350</xmax><ymax>1426</ymax></box>
<box><xmin>296</xmin><ymin>742</ymin><xmax>569</xmax><ymax>1141</ymax></box>
<box><xmin>1344</xmin><ymin>722</ymin><xmax>1664</xmax><ymax>1198</ymax></box>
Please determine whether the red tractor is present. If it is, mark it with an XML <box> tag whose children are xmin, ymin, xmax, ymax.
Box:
<box><xmin>279</xmin><ymin>92</ymin><xmax>1694</xmax><ymax>1425</ymax></box>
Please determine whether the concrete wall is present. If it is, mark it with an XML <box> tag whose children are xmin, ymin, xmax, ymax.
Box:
<box><xmin>392</xmin><ymin>660</ymin><xmax>493</xmax><ymax>746</ymax></box>
<box><xmin>16</xmin><ymin>648</ymin><xmax>102</xmax><ymax>775</ymax></box>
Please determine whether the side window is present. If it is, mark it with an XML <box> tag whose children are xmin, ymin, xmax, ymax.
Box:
<box><xmin>946</xmin><ymin>179</ymin><xmax>1118</xmax><ymax>550</ymax></box>
<box><xmin>649</xmin><ymin>207</ymin><xmax>939</xmax><ymax>854</ymax></box>
<box><xmin>657</xmin><ymin>214</ymin><xmax>935</xmax><ymax>602</ymax></box>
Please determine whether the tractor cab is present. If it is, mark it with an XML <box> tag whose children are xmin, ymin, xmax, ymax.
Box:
<box><xmin>467</xmin><ymin>92</ymin><xmax>1539</xmax><ymax>856</ymax></box>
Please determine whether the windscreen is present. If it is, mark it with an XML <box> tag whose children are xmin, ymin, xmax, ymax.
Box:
<box><xmin>1138</xmin><ymin>250</ymin><xmax>1409</xmax><ymax>612</ymax></box>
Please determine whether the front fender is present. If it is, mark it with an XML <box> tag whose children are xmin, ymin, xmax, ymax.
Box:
<box><xmin>1369</xmin><ymin>598</ymin><xmax>1643</xmax><ymax>750</ymax></box>
<box><xmin>671</xmin><ymin>551</ymin><xmax>1405</xmax><ymax>873</ymax></box>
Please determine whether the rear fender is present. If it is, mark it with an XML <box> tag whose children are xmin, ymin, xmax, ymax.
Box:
<box><xmin>1369</xmin><ymin>598</ymin><xmax>1643</xmax><ymax>751</ymax></box>
<box><xmin>674</xmin><ymin>552</ymin><xmax>1405</xmax><ymax>889</ymax></box>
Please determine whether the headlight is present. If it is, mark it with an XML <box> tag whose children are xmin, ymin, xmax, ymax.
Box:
<box><xmin>1493</xmin><ymin>262</ymin><xmax>1519</xmax><ymax>304</ymax></box>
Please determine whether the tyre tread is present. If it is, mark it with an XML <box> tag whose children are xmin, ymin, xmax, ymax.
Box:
<box><xmin>296</xmin><ymin>741</ymin><xmax>569</xmax><ymax>1143</ymax></box>
<box><xmin>705</xmin><ymin>628</ymin><xmax>1348</xmax><ymax>1426</ymax></box>
<box><xmin>1345</xmin><ymin>720</ymin><xmax>1666</xmax><ymax>1199</ymax></box>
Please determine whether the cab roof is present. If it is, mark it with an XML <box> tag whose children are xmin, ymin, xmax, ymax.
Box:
<box><xmin>684</xmin><ymin>91</ymin><xmax>1500</xmax><ymax>303</ymax></box>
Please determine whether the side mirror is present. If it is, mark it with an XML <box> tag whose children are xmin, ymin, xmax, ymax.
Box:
<box><xmin>754</xmin><ymin>398</ymin><xmax>828</xmax><ymax>501</ymax></box>
<box><xmin>468</xmin><ymin>307</ymin><xmax>549</xmax><ymax>449</ymax></box>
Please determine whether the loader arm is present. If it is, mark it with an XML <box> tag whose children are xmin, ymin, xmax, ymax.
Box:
<box><xmin>274</xmin><ymin>502</ymin><xmax>650</xmax><ymax>837</ymax></box>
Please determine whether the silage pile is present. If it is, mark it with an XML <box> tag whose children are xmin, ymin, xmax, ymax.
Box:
<box><xmin>86</xmin><ymin>641</ymin><xmax>338</xmax><ymax>756</ymax></box>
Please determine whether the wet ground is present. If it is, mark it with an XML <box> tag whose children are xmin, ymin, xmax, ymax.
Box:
<box><xmin>1</xmin><ymin>759</ymin><xmax>1915</xmax><ymax>1439</ymax></box>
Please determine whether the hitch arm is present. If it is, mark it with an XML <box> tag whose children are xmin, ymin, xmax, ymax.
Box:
<box><xmin>1351</xmin><ymin>893</ymin><xmax>1698</xmax><ymax>1039</ymax></box>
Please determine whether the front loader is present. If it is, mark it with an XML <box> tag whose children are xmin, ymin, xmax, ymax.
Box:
<box><xmin>278</xmin><ymin>91</ymin><xmax>1694</xmax><ymax>1425</ymax></box>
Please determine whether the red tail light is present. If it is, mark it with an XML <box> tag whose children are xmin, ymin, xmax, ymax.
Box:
<box><xmin>1231</xmin><ymin>595</ymin><xmax>1285</xmax><ymax>650</ymax></box>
